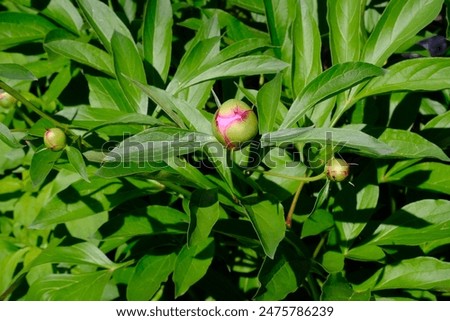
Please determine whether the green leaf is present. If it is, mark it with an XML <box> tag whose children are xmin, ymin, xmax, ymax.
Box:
<box><xmin>373</xmin><ymin>257</ymin><xmax>450</xmax><ymax>291</ymax></box>
<box><xmin>85</xmin><ymin>75</ymin><xmax>132</xmax><ymax>111</ymax></box>
<box><xmin>345</xmin><ymin>245</ymin><xmax>385</xmax><ymax>262</ymax></box>
<box><xmin>178</xmin><ymin>55</ymin><xmax>289</xmax><ymax>91</ymax></box>
<box><xmin>322</xmin><ymin>251</ymin><xmax>345</xmax><ymax>273</ymax></box>
<box><xmin>369</xmin><ymin>127</ymin><xmax>450</xmax><ymax>161</ymax></box>
<box><xmin>213</xmin><ymin>38</ymin><xmax>271</xmax><ymax>68</ymax></box>
<box><xmin>230</xmin><ymin>0</ymin><xmax>265</xmax><ymax>14</ymax></box>
<box><xmin>127</xmin><ymin>252</ymin><xmax>177</xmax><ymax>301</ymax></box>
<box><xmin>424</xmin><ymin>110</ymin><xmax>450</xmax><ymax>130</ymax></box>
<box><xmin>173</xmin><ymin>237</ymin><xmax>215</xmax><ymax>298</ymax></box>
<box><xmin>321</xmin><ymin>273</ymin><xmax>370</xmax><ymax>301</ymax></box>
<box><xmin>257</xmin><ymin>153</ymin><xmax>309</xmax><ymax>201</ymax></box>
<box><xmin>100</xmin><ymin>205</ymin><xmax>188</xmax><ymax>252</ymax></box>
<box><xmin>327</xmin><ymin>0</ymin><xmax>365</xmax><ymax>64</ymax></box>
<box><xmin>255</xmin><ymin>238</ymin><xmax>310</xmax><ymax>300</ymax></box>
<box><xmin>105</xmin><ymin>127</ymin><xmax>216</xmax><ymax>164</ymax></box>
<box><xmin>365</xmin><ymin>199</ymin><xmax>450</xmax><ymax>246</ymax></box>
<box><xmin>143</xmin><ymin>0</ymin><xmax>173</xmax><ymax>82</ymax></box>
<box><xmin>57</xmin><ymin>106</ymin><xmax>162</xmax><ymax>132</ymax></box>
<box><xmin>308</xmin><ymin>180</ymin><xmax>331</xmax><ymax>215</ymax></box>
<box><xmin>261</xmin><ymin>127</ymin><xmax>395</xmax><ymax>157</ymax></box>
<box><xmin>262</xmin><ymin>0</ymin><xmax>295</xmax><ymax>59</ymax></box>
<box><xmin>362</xmin><ymin>0</ymin><xmax>445</xmax><ymax>66</ymax></box>
<box><xmin>131</xmin><ymin>81</ymin><xmax>210</xmax><ymax>133</ymax></box>
<box><xmin>291</xmin><ymin>0</ymin><xmax>322</xmax><ymax>95</ymax></box>
<box><xmin>301</xmin><ymin>209</ymin><xmax>334</xmax><ymax>238</ymax></box>
<box><xmin>166</xmin><ymin>16</ymin><xmax>221</xmax><ymax>94</ymax></box>
<box><xmin>203</xmin><ymin>9</ymin><xmax>268</xmax><ymax>41</ymax></box>
<box><xmin>41</xmin><ymin>65</ymin><xmax>71</xmax><ymax>104</ymax></box>
<box><xmin>0</xmin><ymin>12</ymin><xmax>57</xmax><ymax>50</ymax></box>
<box><xmin>355</xmin><ymin>58</ymin><xmax>450</xmax><ymax>100</ymax></box>
<box><xmin>65</xmin><ymin>213</ymin><xmax>108</xmax><ymax>241</ymax></box>
<box><xmin>280</xmin><ymin>62</ymin><xmax>384</xmax><ymax>129</ymax></box>
<box><xmin>30</xmin><ymin>149</ymin><xmax>63</xmax><ymax>186</ymax></box>
<box><xmin>213</xmin><ymin>219</ymin><xmax>261</xmax><ymax>248</ymax></box>
<box><xmin>165</xmin><ymin>157</ymin><xmax>217</xmax><ymax>190</ymax></box>
<box><xmin>42</xmin><ymin>0</ymin><xmax>84</xmax><ymax>35</ymax></box>
<box><xmin>25</xmin><ymin>271</ymin><xmax>112</xmax><ymax>300</ymax></box>
<box><xmin>257</xmin><ymin>73</ymin><xmax>282</xmax><ymax>134</ymax></box>
<box><xmin>0</xmin><ymin>245</ymin><xmax>28</xmax><ymax>296</ymax></box>
<box><xmin>44</xmin><ymin>40</ymin><xmax>114</xmax><ymax>76</ymax></box>
<box><xmin>333</xmin><ymin>166</ymin><xmax>379</xmax><ymax>248</ymax></box>
<box><xmin>111</xmin><ymin>32</ymin><xmax>148</xmax><ymax>115</ymax></box>
<box><xmin>31</xmin><ymin>177</ymin><xmax>155</xmax><ymax>228</ymax></box>
<box><xmin>31</xmin><ymin>242</ymin><xmax>119</xmax><ymax>269</ymax></box>
<box><xmin>384</xmin><ymin>161</ymin><xmax>450</xmax><ymax>194</ymax></box>
<box><xmin>65</xmin><ymin>146</ymin><xmax>90</xmax><ymax>182</ymax></box>
<box><xmin>0</xmin><ymin>63</ymin><xmax>37</xmax><ymax>80</ymax></box>
<box><xmin>96</xmin><ymin>161</ymin><xmax>166</xmax><ymax>179</ymax></box>
<box><xmin>244</xmin><ymin>199</ymin><xmax>285</xmax><ymax>259</ymax></box>
<box><xmin>76</xmin><ymin>0</ymin><xmax>133</xmax><ymax>53</ymax></box>
<box><xmin>168</xmin><ymin>37</ymin><xmax>221</xmax><ymax>93</ymax></box>
<box><xmin>188</xmin><ymin>189</ymin><xmax>220</xmax><ymax>247</ymax></box>
<box><xmin>0</xmin><ymin>123</ymin><xmax>22</xmax><ymax>148</ymax></box>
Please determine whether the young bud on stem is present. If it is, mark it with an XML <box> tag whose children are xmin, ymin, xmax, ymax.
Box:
<box><xmin>0</xmin><ymin>90</ymin><xmax>17</xmax><ymax>109</ymax></box>
<box><xmin>326</xmin><ymin>158</ymin><xmax>350</xmax><ymax>182</ymax></box>
<box><xmin>44</xmin><ymin>128</ymin><xmax>67</xmax><ymax>152</ymax></box>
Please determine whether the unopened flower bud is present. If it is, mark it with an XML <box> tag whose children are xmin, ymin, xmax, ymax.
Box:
<box><xmin>326</xmin><ymin>158</ymin><xmax>349</xmax><ymax>182</ymax></box>
<box><xmin>0</xmin><ymin>90</ymin><xmax>17</xmax><ymax>109</ymax></box>
<box><xmin>44</xmin><ymin>128</ymin><xmax>67</xmax><ymax>151</ymax></box>
<box><xmin>212</xmin><ymin>99</ymin><xmax>258</xmax><ymax>150</ymax></box>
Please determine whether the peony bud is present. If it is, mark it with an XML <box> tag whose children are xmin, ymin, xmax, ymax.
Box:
<box><xmin>326</xmin><ymin>158</ymin><xmax>349</xmax><ymax>182</ymax></box>
<box><xmin>212</xmin><ymin>99</ymin><xmax>258</xmax><ymax>150</ymax></box>
<box><xmin>0</xmin><ymin>90</ymin><xmax>17</xmax><ymax>109</ymax></box>
<box><xmin>44</xmin><ymin>128</ymin><xmax>67</xmax><ymax>151</ymax></box>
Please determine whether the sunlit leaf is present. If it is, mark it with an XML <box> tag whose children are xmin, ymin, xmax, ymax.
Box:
<box><xmin>280</xmin><ymin>62</ymin><xmax>384</xmax><ymax>129</ymax></box>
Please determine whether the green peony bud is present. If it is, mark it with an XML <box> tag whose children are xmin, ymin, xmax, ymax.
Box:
<box><xmin>326</xmin><ymin>158</ymin><xmax>350</xmax><ymax>182</ymax></box>
<box><xmin>44</xmin><ymin>128</ymin><xmax>67</xmax><ymax>152</ymax></box>
<box><xmin>212</xmin><ymin>99</ymin><xmax>258</xmax><ymax>150</ymax></box>
<box><xmin>0</xmin><ymin>90</ymin><xmax>17</xmax><ymax>109</ymax></box>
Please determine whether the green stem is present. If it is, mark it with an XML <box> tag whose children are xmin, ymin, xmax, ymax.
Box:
<box><xmin>161</xmin><ymin>180</ymin><xmax>192</xmax><ymax>198</ymax></box>
<box><xmin>15</xmin><ymin>108</ymin><xmax>35</xmax><ymax>127</ymax></box>
<box><xmin>249</xmin><ymin>169</ymin><xmax>326</xmax><ymax>227</ymax></box>
<box><xmin>306</xmin><ymin>274</ymin><xmax>321</xmax><ymax>301</ymax></box>
<box><xmin>0</xmin><ymin>81</ymin><xmax>97</xmax><ymax>150</ymax></box>
<box><xmin>312</xmin><ymin>233</ymin><xmax>327</xmax><ymax>259</ymax></box>
<box><xmin>0</xmin><ymin>81</ymin><xmax>67</xmax><ymax>129</ymax></box>
<box><xmin>251</xmin><ymin>169</ymin><xmax>327</xmax><ymax>183</ymax></box>
<box><xmin>286</xmin><ymin>181</ymin><xmax>304</xmax><ymax>228</ymax></box>
<box><xmin>0</xmin><ymin>274</ymin><xmax>25</xmax><ymax>301</ymax></box>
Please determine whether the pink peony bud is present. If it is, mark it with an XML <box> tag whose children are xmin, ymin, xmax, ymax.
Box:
<box><xmin>326</xmin><ymin>158</ymin><xmax>350</xmax><ymax>182</ymax></box>
<box><xmin>44</xmin><ymin>128</ymin><xmax>67</xmax><ymax>152</ymax></box>
<box><xmin>212</xmin><ymin>99</ymin><xmax>258</xmax><ymax>150</ymax></box>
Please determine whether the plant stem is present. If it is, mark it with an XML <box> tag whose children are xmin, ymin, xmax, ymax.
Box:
<box><xmin>250</xmin><ymin>169</ymin><xmax>327</xmax><ymax>182</ymax></box>
<box><xmin>0</xmin><ymin>81</ymin><xmax>67</xmax><ymax>129</ymax></box>
<box><xmin>306</xmin><ymin>274</ymin><xmax>321</xmax><ymax>301</ymax></box>
<box><xmin>161</xmin><ymin>180</ymin><xmax>192</xmax><ymax>198</ymax></box>
<box><xmin>249</xmin><ymin>169</ymin><xmax>327</xmax><ymax>227</ymax></box>
<box><xmin>285</xmin><ymin>181</ymin><xmax>304</xmax><ymax>228</ymax></box>
<box><xmin>15</xmin><ymin>108</ymin><xmax>35</xmax><ymax>127</ymax></box>
<box><xmin>312</xmin><ymin>233</ymin><xmax>327</xmax><ymax>259</ymax></box>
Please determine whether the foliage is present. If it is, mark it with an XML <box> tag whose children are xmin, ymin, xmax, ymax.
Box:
<box><xmin>0</xmin><ymin>0</ymin><xmax>449</xmax><ymax>301</ymax></box>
